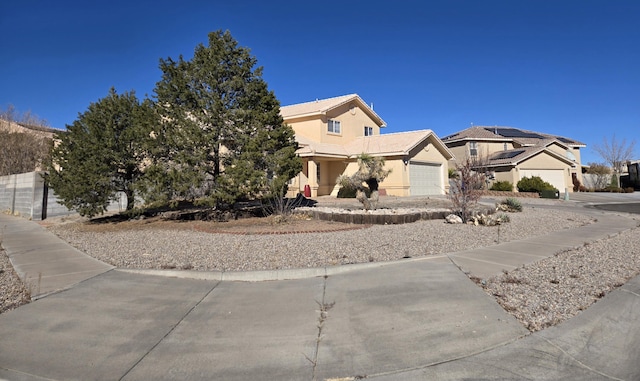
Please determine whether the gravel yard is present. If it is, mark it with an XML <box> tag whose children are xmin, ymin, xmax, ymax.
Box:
<box><xmin>483</xmin><ymin>227</ymin><xmax>640</xmax><ymax>331</ymax></box>
<box><xmin>3</xmin><ymin>198</ymin><xmax>640</xmax><ymax>334</ymax></box>
<box><xmin>0</xmin><ymin>249</ymin><xmax>31</xmax><ymax>314</ymax></box>
<box><xmin>46</xmin><ymin>206</ymin><xmax>593</xmax><ymax>272</ymax></box>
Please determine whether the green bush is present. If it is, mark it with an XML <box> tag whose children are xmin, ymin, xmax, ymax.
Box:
<box><xmin>517</xmin><ymin>176</ymin><xmax>556</xmax><ymax>193</ymax></box>
<box><xmin>610</xmin><ymin>175</ymin><xmax>619</xmax><ymax>188</ymax></box>
<box><xmin>337</xmin><ymin>185</ymin><xmax>371</xmax><ymax>198</ymax></box>
<box><xmin>504</xmin><ymin>197</ymin><xmax>522</xmax><ymax>212</ymax></box>
<box><xmin>498</xmin><ymin>213</ymin><xmax>510</xmax><ymax>223</ymax></box>
<box><xmin>490</xmin><ymin>181</ymin><xmax>513</xmax><ymax>191</ymax></box>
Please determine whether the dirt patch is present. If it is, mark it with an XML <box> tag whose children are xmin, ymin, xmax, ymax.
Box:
<box><xmin>48</xmin><ymin>213</ymin><xmax>370</xmax><ymax>235</ymax></box>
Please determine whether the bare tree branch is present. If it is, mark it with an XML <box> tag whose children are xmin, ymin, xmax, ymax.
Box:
<box><xmin>592</xmin><ymin>134</ymin><xmax>637</xmax><ymax>173</ymax></box>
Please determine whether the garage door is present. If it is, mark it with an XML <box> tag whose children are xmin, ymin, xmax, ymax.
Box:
<box><xmin>520</xmin><ymin>169</ymin><xmax>566</xmax><ymax>191</ymax></box>
<box><xmin>409</xmin><ymin>162</ymin><xmax>443</xmax><ymax>195</ymax></box>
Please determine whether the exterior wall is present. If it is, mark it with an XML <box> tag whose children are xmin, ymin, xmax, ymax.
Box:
<box><xmin>446</xmin><ymin>142</ymin><xmax>470</xmax><ymax>164</ymax></box>
<box><xmin>286</xmin><ymin>103</ymin><xmax>382</xmax><ymax>147</ymax></box>
<box><xmin>379</xmin><ymin>158</ymin><xmax>410</xmax><ymax>196</ymax></box>
<box><xmin>546</xmin><ymin>142</ymin><xmax>567</xmax><ymax>156</ymax></box>
<box><xmin>324</xmin><ymin>157</ymin><xmax>411</xmax><ymax>197</ymax></box>
<box><xmin>286</xmin><ymin>117</ymin><xmax>323</xmax><ymax>142</ymax></box>
<box><xmin>323</xmin><ymin>160</ymin><xmax>348</xmax><ymax>196</ymax></box>
<box><xmin>492</xmin><ymin>168</ymin><xmax>519</xmax><ymax>191</ymax></box>
<box><xmin>0</xmin><ymin>171</ymin><xmax>73</xmax><ymax>220</ymax></box>
<box><xmin>0</xmin><ymin>171</ymin><xmax>126</xmax><ymax>220</ymax></box>
<box><xmin>571</xmin><ymin>147</ymin><xmax>582</xmax><ymax>165</ymax></box>
<box><xmin>322</xmin><ymin>102</ymin><xmax>381</xmax><ymax>144</ymax></box>
<box><xmin>410</xmin><ymin>139</ymin><xmax>449</xmax><ymax>164</ymax></box>
<box><xmin>570</xmin><ymin>147</ymin><xmax>583</xmax><ymax>185</ymax></box>
<box><xmin>517</xmin><ymin>152</ymin><xmax>572</xmax><ymax>192</ymax></box>
<box><xmin>582</xmin><ymin>173</ymin><xmax>613</xmax><ymax>190</ymax></box>
<box><xmin>518</xmin><ymin>152</ymin><xmax>569</xmax><ymax>171</ymax></box>
<box><xmin>482</xmin><ymin>141</ymin><xmax>513</xmax><ymax>155</ymax></box>
<box><xmin>446</xmin><ymin>141</ymin><xmax>509</xmax><ymax>165</ymax></box>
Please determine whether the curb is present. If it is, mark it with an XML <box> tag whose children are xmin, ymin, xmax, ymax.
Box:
<box><xmin>116</xmin><ymin>255</ymin><xmax>447</xmax><ymax>282</ymax></box>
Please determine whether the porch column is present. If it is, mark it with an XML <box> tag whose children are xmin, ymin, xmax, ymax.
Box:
<box><xmin>308</xmin><ymin>160</ymin><xmax>319</xmax><ymax>197</ymax></box>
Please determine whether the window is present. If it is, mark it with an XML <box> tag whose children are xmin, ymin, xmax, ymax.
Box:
<box><xmin>469</xmin><ymin>142</ymin><xmax>478</xmax><ymax>157</ymax></box>
<box><xmin>364</xmin><ymin>126</ymin><xmax>373</xmax><ymax>136</ymax></box>
<box><xmin>316</xmin><ymin>163</ymin><xmax>321</xmax><ymax>183</ymax></box>
<box><xmin>328</xmin><ymin>119</ymin><xmax>341</xmax><ymax>134</ymax></box>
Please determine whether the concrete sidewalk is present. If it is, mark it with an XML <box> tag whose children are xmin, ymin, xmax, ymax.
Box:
<box><xmin>0</xmin><ymin>214</ymin><xmax>113</xmax><ymax>298</ymax></box>
<box><xmin>0</xmin><ymin>202</ymin><xmax>639</xmax><ymax>380</ymax></box>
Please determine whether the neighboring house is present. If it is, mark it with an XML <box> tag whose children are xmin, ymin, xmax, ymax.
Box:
<box><xmin>281</xmin><ymin>94</ymin><xmax>454</xmax><ymax>197</ymax></box>
<box><xmin>0</xmin><ymin>118</ymin><xmax>58</xmax><ymax>139</ymax></box>
<box><xmin>442</xmin><ymin>126</ymin><xmax>586</xmax><ymax>192</ymax></box>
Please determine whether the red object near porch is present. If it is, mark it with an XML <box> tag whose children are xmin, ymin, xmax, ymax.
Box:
<box><xmin>303</xmin><ymin>184</ymin><xmax>311</xmax><ymax>197</ymax></box>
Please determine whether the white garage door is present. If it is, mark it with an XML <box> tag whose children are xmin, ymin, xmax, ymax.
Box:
<box><xmin>520</xmin><ymin>169</ymin><xmax>566</xmax><ymax>191</ymax></box>
<box><xmin>409</xmin><ymin>162</ymin><xmax>443</xmax><ymax>195</ymax></box>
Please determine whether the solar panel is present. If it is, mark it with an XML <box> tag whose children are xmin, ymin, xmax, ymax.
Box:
<box><xmin>485</xmin><ymin>128</ymin><xmax>544</xmax><ymax>139</ymax></box>
<box><xmin>492</xmin><ymin>150</ymin><xmax>524</xmax><ymax>160</ymax></box>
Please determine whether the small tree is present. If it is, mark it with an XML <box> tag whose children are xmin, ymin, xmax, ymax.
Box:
<box><xmin>448</xmin><ymin>157</ymin><xmax>486</xmax><ymax>222</ymax></box>
<box><xmin>0</xmin><ymin>106</ymin><xmax>53</xmax><ymax>176</ymax></box>
<box><xmin>592</xmin><ymin>134</ymin><xmax>636</xmax><ymax>186</ymax></box>
<box><xmin>46</xmin><ymin>88</ymin><xmax>155</xmax><ymax>217</ymax></box>
<box><xmin>337</xmin><ymin>154</ymin><xmax>390</xmax><ymax>210</ymax></box>
<box><xmin>585</xmin><ymin>162</ymin><xmax>612</xmax><ymax>190</ymax></box>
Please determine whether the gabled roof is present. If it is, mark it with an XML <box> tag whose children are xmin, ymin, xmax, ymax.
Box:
<box><xmin>442</xmin><ymin>126</ymin><xmax>585</xmax><ymax>147</ymax></box>
<box><xmin>346</xmin><ymin>130</ymin><xmax>454</xmax><ymax>159</ymax></box>
<box><xmin>281</xmin><ymin>94</ymin><xmax>386</xmax><ymax>127</ymax></box>
<box><xmin>295</xmin><ymin>129</ymin><xmax>454</xmax><ymax>160</ymax></box>
<box><xmin>294</xmin><ymin>135</ymin><xmax>349</xmax><ymax>158</ymax></box>
<box><xmin>486</xmin><ymin>146</ymin><xmax>577</xmax><ymax>167</ymax></box>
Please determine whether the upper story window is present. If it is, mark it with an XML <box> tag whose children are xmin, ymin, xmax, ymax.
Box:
<box><xmin>364</xmin><ymin>126</ymin><xmax>374</xmax><ymax>136</ymax></box>
<box><xmin>328</xmin><ymin>119</ymin><xmax>341</xmax><ymax>134</ymax></box>
<box><xmin>469</xmin><ymin>141</ymin><xmax>478</xmax><ymax>157</ymax></box>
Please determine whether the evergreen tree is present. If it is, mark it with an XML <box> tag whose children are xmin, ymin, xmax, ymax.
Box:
<box><xmin>46</xmin><ymin>88</ymin><xmax>155</xmax><ymax>217</ymax></box>
<box><xmin>143</xmin><ymin>30</ymin><xmax>301</xmax><ymax>206</ymax></box>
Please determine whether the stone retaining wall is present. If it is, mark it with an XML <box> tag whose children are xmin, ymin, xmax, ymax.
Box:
<box><xmin>482</xmin><ymin>191</ymin><xmax>540</xmax><ymax>198</ymax></box>
<box><xmin>296</xmin><ymin>207</ymin><xmax>494</xmax><ymax>225</ymax></box>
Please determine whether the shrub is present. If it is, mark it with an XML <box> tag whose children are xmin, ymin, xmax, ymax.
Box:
<box><xmin>517</xmin><ymin>176</ymin><xmax>556</xmax><ymax>193</ymax></box>
<box><xmin>498</xmin><ymin>213</ymin><xmax>510</xmax><ymax>223</ymax></box>
<box><xmin>490</xmin><ymin>181</ymin><xmax>513</xmax><ymax>191</ymax></box>
<box><xmin>503</xmin><ymin>197</ymin><xmax>522</xmax><ymax>212</ymax></box>
<box><xmin>337</xmin><ymin>185</ymin><xmax>371</xmax><ymax>199</ymax></box>
<box><xmin>610</xmin><ymin>174</ymin><xmax>619</xmax><ymax>188</ymax></box>
<box><xmin>625</xmin><ymin>187</ymin><xmax>635</xmax><ymax>193</ymax></box>
<box><xmin>572</xmin><ymin>176</ymin><xmax>582</xmax><ymax>192</ymax></box>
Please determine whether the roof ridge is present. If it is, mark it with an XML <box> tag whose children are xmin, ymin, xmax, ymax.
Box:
<box><xmin>377</xmin><ymin>129</ymin><xmax>432</xmax><ymax>137</ymax></box>
<box><xmin>280</xmin><ymin>94</ymin><xmax>358</xmax><ymax>109</ymax></box>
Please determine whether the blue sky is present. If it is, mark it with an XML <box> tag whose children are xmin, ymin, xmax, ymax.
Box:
<box><xmin>2</xmin><ymin>0</ymin><xmax>638</xmax><ymax>165</ymax></box>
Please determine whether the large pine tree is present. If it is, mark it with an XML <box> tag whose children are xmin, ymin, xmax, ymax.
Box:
<box><xmin>47</xmin><ymin>88</ymin><xmax>155</xmax><ymax>217</ymax></box>
<box><xmin>143</xmin><ymin>30</ymin><xmax>301</xmax><ymax>206</ymax></box>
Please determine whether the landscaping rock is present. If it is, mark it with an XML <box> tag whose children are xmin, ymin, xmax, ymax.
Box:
<box><xmin>445</xmin><ymin>214</ymin><xmax>463</xmax><ymax>224</ymax></box>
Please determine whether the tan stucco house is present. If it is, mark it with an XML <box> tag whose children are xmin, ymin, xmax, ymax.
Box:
<box><xmin>442</xmin><ymin>126</ymin><xmax>586</xmax><ymax>192</ymax></box>
<box><xmin>281</xmin><ymin>94</ymin><xmax>454</xmax><ymax>197</ymax></box>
